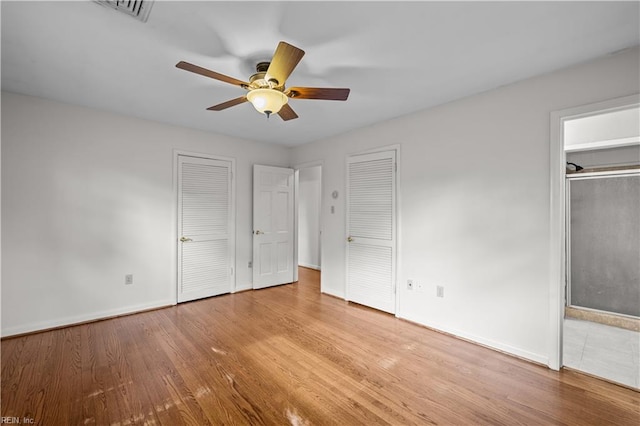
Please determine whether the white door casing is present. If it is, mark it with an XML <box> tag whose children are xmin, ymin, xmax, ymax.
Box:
<box><xmin>177</xmin><ymin>155</ymin><xmax>233</xmax><ymax>303</ymax></box>
<box><xmin>549</xmin><ymin>93</ymin><xmax>639</xmax><ymax>370</ymax></box>
<box><xmin>253</xmin><ymin>165</ymin><xmax>295</xmax><ymax>289</ymax></box>
<box><xmin>346</xmin><ymin>150</ymin><xmax>397</xmax><ymax>314</ymax></box>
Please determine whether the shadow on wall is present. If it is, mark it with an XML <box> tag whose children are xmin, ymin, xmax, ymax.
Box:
<box><xmin>401</xmin><ymin>175</ymin><xmax>547</xmax><ymax>340</ymax></box>
<box><xmin>5</xmin><ymin>161</ymin><xmax>171</xmax><ymax>326</ymax></box>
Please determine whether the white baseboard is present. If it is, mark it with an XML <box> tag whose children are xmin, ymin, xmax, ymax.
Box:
<box><xmin>397</xmin><ymin>313</ymin><xmax>549</xmax><ymax>366</ymax></box>
<box><xmin>1</xmin><ymin>298</ymin><xmax>176</xmax><ymax>338</ymax></box>
<box><xmin>234</xmin><ymin>283</ymin><xmax>252</xmax><ymax>292</ymax></box>
<box><xmin>321</xmin><ymin>288</ymin><xmax>345</xmax><ymax>300</ymax></box>
<box><xmin>299</xmin><ymin>263</ymin><xmax>321</xmax><ymax>270</ymax></box>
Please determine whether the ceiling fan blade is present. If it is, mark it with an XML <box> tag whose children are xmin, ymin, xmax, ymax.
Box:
<box><xmin>278</xmin><ymin>103</ymin><xmax>298</xmax><ymax>121</ymax></box>
<box><xmin>207</xmin><ymin>96</ymin><xmax>248</xmax><ymax>111</ymax></box>
<box><xmin>265</xmin><ymin>41</ymin><xmax>305</xmax><ymax>87</ymax></box>
<box><xmin>176</xmin><ymin>61</ymin><xmax>249</xmax><ymax>87</ymax></box>
<box><xmin>287</xmin><ymin>87</ymin><xmax>350</xmax><ymax>101</ymax></box>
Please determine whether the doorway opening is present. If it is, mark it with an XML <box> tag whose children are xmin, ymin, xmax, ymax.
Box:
<box><xmin>551</xmin><ymin>95</ymin><xmax>639</xmax><ymax>389</ymax></box>
<box><xmin>294</xmin><ymin>163</ymin><xmax>322</xmax><ymax>291</ymax></box>
<box><xmin>297</xmin><ymin>165</ymin><xmax>322</xmax><ymax>272</ymax></box>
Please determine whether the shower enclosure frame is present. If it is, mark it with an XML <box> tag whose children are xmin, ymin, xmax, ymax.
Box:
<box><xmin>565</xmin><ymin>169</ymin><xmax>640</xmax><ymax>316</ymax></box>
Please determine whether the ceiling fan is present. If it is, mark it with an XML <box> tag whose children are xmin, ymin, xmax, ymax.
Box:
<box><xmin>176</xmin><ymin>41</ymin><xmax>350</xmax><ymax>121</ymax></box>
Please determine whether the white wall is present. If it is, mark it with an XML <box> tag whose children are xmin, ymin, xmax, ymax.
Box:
<box><xmin>298</xmin><ymin>166</ymin><xmax>322</xmax><ymax>270</ymax></box>
<box><xmin>564</xmin><ymin>105</ymin><xmax>639</xmax><ymax>151</ymax></box>
<box><xmin>1</xmin><ymin>92</ymin><xmax>291</xmax><ymax>336</ymax></box>
<box><xmin>291</xmin><ymin>47</ymin><xmax>640</xmax><ymax>365</ymax></box>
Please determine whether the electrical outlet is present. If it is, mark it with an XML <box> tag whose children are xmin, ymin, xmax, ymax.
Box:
<box><xmin>436</xmin><ymin>285</ymin><xmax>444</xmax><ymax>298</ymax></box>
<box><xmin>125</xmin><ymin>274</ymin><xmax>134</xmax><ymax>285</ymax></box>
<box><xmin>407</xmin><ymin>279</ymin><xmax>413</xmax><ymax>290</ymax></box>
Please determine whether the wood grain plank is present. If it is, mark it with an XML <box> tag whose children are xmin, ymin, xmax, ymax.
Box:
<box><xmin>2</xmin><ymin>268</ymin><xmax>639</xmax><ymax>425</ymax></box>
<box><xmin>79</xmin><ymin>323</ymin><xmax>109</xmax><ymax>426</ymax></box>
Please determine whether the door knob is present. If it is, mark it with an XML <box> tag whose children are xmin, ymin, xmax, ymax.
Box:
<box><xmin>180</xmin><ymin>237</ymin><xmax>192</xmax><ymax>242</ymax></box>
<box><xmin>255</xmin><ymin>230</ymin><xmax>263</xmax><ymax>235</ymax></box>
<box><xmin>347</xmin><ymin>236</ymin><xmax>354</xmax><ymax>242</ymax></box>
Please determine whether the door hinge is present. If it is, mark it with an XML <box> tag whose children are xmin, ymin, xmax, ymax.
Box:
<box><xmin>394</xmin><ymin>162</ymin><xmax>397</xmax><ymax>172</ymax></box>
<box><xmin>231</xmin><ymin>267</ymin><xmax>234</xmax><ymax>275</ymax></box>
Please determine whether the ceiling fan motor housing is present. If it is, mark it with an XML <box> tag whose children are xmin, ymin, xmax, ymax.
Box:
<box><xmin>250</xmin><ymin>62</ymin><xmax>281</xmax><ymax>89</ymax></box>
<box><xmin>256</xmin><ymin>62</ymin><xmax>270</xmax><ymax>73</ymax></box>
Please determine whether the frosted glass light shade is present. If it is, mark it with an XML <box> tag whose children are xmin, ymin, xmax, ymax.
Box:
<box><xmin>246</xmin><ymin>88</ymin><xmax>288</xmax><ymax>115</ymax></box>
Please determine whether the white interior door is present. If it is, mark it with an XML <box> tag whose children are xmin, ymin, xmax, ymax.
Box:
<box><xmin>346</xmin><ymin>150</ymin><xmax>397</xmax><ymax>314</ymax></box>
<box><xmin>253</xmin><ymin>164</ymin><xmax>295</xmax><ymax>289</ymax></box>
<box><xmin>177</xmin><ymin>155</ymin><xmax>233</xmax><ymax>303</ymax></box>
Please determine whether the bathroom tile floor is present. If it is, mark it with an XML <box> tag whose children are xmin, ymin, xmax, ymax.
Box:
<box><xmin>564</xmin><ymin>318</ymin><xmax>639</xmax><ymax>389</ymax></box>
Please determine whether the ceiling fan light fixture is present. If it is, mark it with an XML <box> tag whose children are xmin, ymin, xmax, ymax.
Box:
<box><xmin>246</xmin><ymin>88</ymin><xmax>288</xmax><ymax>116</ymax></box>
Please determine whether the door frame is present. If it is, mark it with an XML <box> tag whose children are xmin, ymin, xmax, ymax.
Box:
<box><xmin>345</xmin><ymin>144</ymin><xmax>401</xmax><ymax>315</ymax></box>
<box><xmin>548</xmin><ymin>93</ymin><xmax>639</xmax><ymax>370</ymax></box>
<box><xmin>173</xmin><ymin>150</ymin><xmax>236</xmax><ymax>302</ymax></box>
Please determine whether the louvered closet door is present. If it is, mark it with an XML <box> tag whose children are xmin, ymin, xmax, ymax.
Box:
<box><xmin>178</xmin><ymin>156</ymin><xmax>232</xmax><ymax>303</ymax></box>
<box><xmin>346</xmin><ymin>150</ymin><xmax>397</xmax><ymax>314</ymax></box>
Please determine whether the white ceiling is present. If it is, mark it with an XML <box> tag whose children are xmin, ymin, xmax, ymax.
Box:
<box><xmin>2</xmin><ymin>1</ymin><xmax>639</xmax><ymax>147</ymax></box>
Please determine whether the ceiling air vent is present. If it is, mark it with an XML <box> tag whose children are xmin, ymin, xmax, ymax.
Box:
<box><xmin>94</xmin><ymin>0</ymin><xmax>154</xmax><ymax>23</ymax></box>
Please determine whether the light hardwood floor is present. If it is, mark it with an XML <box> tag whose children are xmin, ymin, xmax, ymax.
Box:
<box><xmin>2</xmin><ymin>268</ymin><xmax>639</xmax><ymax>425</ymax></box>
